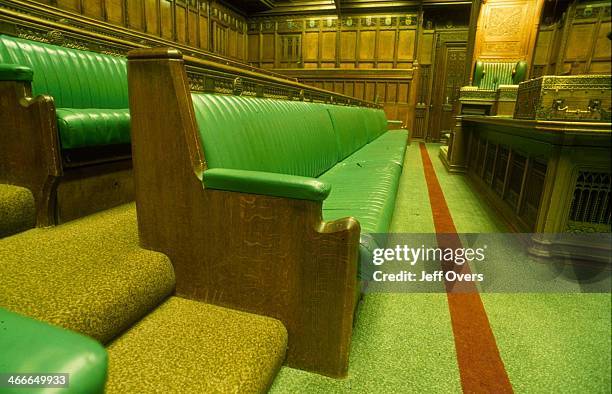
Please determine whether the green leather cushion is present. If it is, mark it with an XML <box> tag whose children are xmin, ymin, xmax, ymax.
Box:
<box><xmin>192</xmin><ymin>94</ymin><xmax>339</xmax><ymax>178</ymax></box>
<box><xmin>320</xmin><ymin>162</ymin><xmax>401</xmax><ymax>234</ymax></box>
<box><xmin>56</xmin><ymin>108</ymin><xmax>131</xmax><ymax>149</ymax></box>
<box><xmin>342</xmin><ymin>130</ymin><xmax>408</xmax><ymax>167</ymax></box>
<box><xmin>0</xmin><ymin>308</ymin><xmax>108</xmax><ymax>394</ymax></box>
<box><xmin>0</xmin><ymin>35</ymin><xmax>128</xmax><ymax>109</ymax></box>
<box><xmin>0</xmin><ymin>63</ymin><xmax>33</xmax><ymax>81</ymax></box>
<box><xmin>325</xmin><ymin>104</ymin><xmax>369</xmax><ymax>160</ymax></box>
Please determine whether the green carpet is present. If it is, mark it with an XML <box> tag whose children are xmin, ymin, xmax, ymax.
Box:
<box><xmin>0</xmin><ymin>203</ymin><xmax>175</xmax><ymax>344</ymax></box>
<box><xmin>425</xmin><ymin>144</ymin><xmax>612</xmax><ymax>393</ymax></box>
<box><xmin>0</xmin><ymin>184</ymin><xmax>35</xmax><ymax>238</ymax></box>
<box><xmin>106</xmin><ymin>296</ymin><xmax>288</xmax><ymax>393</ymax></box>
<box><xmin>270</xmin><ymin>143</ymin><xmax>611</xmax><ymax>393</ymax></box>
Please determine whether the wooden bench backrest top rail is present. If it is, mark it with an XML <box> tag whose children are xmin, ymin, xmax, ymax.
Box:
<box><xmin>128</xmin><ymin>47</ymin><xmax>361</xmax><ymax>378</ymax></box>
<box><xmin>183</xmin><ymin>55</ymin><xmax>380</xmax><ymax>107</ymax></box>
<box><xmin>0</xmin><ymin>0</ymin><xmax>291</xmax><ymax>80</ymax></box>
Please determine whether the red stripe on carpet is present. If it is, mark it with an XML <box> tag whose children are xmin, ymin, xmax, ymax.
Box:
<box><xmin>419</xmin><ymin>142</ymin><xmax>513</xmax><ymax>394</ymax></box>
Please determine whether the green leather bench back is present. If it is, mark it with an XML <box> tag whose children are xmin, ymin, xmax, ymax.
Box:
<box><xmin>326</xmin><ymin>105</ymin><xmax>370</xmax><ymax>160</ymax></box>
<box><xmin>192</xmin><ymin>94</ymin><xmax>339</xmax><ymax>178</ymax></box>
<box><xmin>192</xmin><ymin>94</ymin><xmax>389</xmax><ymax>177</ymax></box>
<box><xmin>473</xmin><ymin>60</ymin><xmax>528</xmax><ymax>90</ymax></box>
<box><xmin>0</xmin><ymin>35</ymin><xmax>128</xmax><ymax>109</ymax></box>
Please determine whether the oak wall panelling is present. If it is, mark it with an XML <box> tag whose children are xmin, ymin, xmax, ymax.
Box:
<box><xmin>31</xmin><ymin>0</ymin><xmax>247</xmax><ymax>61</ymax></box>
<box><xmin>532</xmin><ymin>1</ymin><xmax>611</xmax><ymax>77</ymax></box>
<box><xmin>246</xmin><ymin>13</ymin><xmax>421</xmax><ymax>127</ymax></box>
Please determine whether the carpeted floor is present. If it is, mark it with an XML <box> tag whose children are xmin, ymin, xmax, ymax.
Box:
<box><xmin>0</xmin><ymin>184</ymin><xmax>35</xmax><ymax>238</ymax></box>
<box><xmin>106</xmin><ymin>296</ymin><xmax>288</xmax><ymax>393</ymax></box>
<box><xmin>269</xmin><ymin>143</ymin><xmax>611</xmax><ymax>393</ymax></box>
<box><xmin>0</xmin><ymin>204</ymin><xmax>175</xmax><ymax>344</ymax></box>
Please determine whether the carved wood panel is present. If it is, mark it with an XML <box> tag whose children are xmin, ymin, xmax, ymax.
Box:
<box><xmin>473</xmin><ymin>0</ymin><xmax>544</xmax><ymax>70</ymax></box>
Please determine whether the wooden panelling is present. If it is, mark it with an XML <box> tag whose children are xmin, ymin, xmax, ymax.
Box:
<box><xmin>277</xmin><ymin>68</ymin><xmax>414</xmax><ymax>125</ymax></box>
<box><xmin>340</xmin><ymin>31</ymin><xmax>356</xmax><ymax>61</ymax></box>
<box><xmin>188</xmin><ymin>9</ymin><xmax>198</xmax><ymax>46</ymax></box>
<box><xmin>377</xmin><ymin>30</ymin><xmax>395</xmax><ymax>61</ymax></box>
<box><xmin>472</xmin><ymin>0</ymin><xmax>544</xmax><ymax>75</ymax></box>
<box><xmin>105</xmin><ymin>0</ymin><xmax>124</xmax><ymax>26</ymax></box>
<box><xmin>247</xmin><ymin>14</ymin><xmax>419</xmax><ymax>70</ymax></box>
<box><xmin>56</xmin><ymin>0</ymin><xmax>79</xmax><ymax>12</ymax></box>
<box><xmin>592</xmin><ymin>21</ymin><xmax>611</xmax><ymax>59</ymax></box>
<box><xmin>531</xmin><ymin>1</ymin><xmax>611</xmax><ymax>76</ymax></box>
<box><xmin>128</xmin><ymin>0</ymin><xmax>145</xmax><ymax>31</ymax></box>
<box><xmin>262</xmin><ymin>33</ymin><xmax>275</xmax><ymax>61</ymax></box>
<box><xmin>533</xmin><ymin>29</ymin><xmax>553</xmax><ymax>65</ymax></box>
<box><xmin>199</xmin><ymin>15</ymin><xmax>208</xmax><ymax>50</ymax></box>
<box><xmin>359</xmin><ymin>30</ymin><xmax>376</xmax><ymax>61</ymax></box>
<box><xmin>303</xmin><ymin>32</ymin><xmax>319</xmax><ymax>61</ymax></box>
<box><xmin>145</xmin><ymin>0</ymin><xmax>160</xmax><ymax>36</ymax></box>
<box><xmin>321</xmin><ymin>31</ymin><xmax>336</xmax><ymax>61</ymax></box>
<box><xmin>565</xmin><ymin>24</ymin><xmax>596</xmax><ymax>60</ymax></box>
<box><xmin>397</xmin><ymin>30</ymin><xmax>415</xmax><ymax>61</ymax></box>
<box><xmin>39</xmin><ymin>0</ymin><xmax>247</xmax><ymax>61</ymax></box>
<box><xmin>160</xmin><ymin>0</ymin><xmax>173</xmax><ymax>40</ymax></box>
<box><xmin>176</xmin><ymin>3</ymin><xmax>187</xmax><ymax>44</ymax></box>
<box><xmin>248</xmin><ymin>34</ymin><xmax>259</xmax><ymax>62</ymax></box>
<box><xmin>82</xmin><ymin>0</ymin><xmax>103</xmax><ymax>19</ymax></box>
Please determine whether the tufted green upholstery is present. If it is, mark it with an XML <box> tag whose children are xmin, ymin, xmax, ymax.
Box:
<box><xmin>472</xmin><ymin>60</ymin><xmax>528</xmax><ymax>90</ymax></box>
<box><xmin>0</xmin><ymin>35</ymin><xmax>130</xmax><ymax>149</ymax></box>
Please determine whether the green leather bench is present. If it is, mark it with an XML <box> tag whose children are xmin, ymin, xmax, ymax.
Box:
<box><xmin>126</xmin><ymin>48</ymin><xmax>408</xmax><ymax>378</ymax></box>
<box><xmin>0</xmin><ymin>35</ymin><xmax>133</xmax><ymax>228</ymax></box>
<box><xmin>0</xmin><ymin>35</ymin><xmax>130</xmax><ymax>149</ymax></box>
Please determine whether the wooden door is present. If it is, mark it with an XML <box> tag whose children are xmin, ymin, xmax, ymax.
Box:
<box><xmin>427</xmin><ymin>41</ymin><xmax>466</xmax><ymax>141</ymax></box>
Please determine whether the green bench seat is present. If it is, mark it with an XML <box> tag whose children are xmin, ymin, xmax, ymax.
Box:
<box><xmin>340</xmin><ymin>130</ymin><xmax>408</xmax><ymax>167</ymax></box>
<box><xmin>321</xmin><ymin>162</ymin><xmax>402</xmax><ymax>234</ymax></box>
<box><xmin>56</xmin><ymin>108</ymin><xmax>131</xmax><ymax>149</ymax></box>
<box><xmin>0</xmin><ymin>35</ymin><xmax>130</xmax><ymax>150</ymax></box>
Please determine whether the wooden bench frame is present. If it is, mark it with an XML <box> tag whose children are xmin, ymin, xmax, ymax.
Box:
<box><xmin>0</xmin><ymin>77</ymin><xmax>134</xmax><ymax>227</ymax></box>
<box><xmin>128</xmin><ymin>48</ymin><xmax>363</xmax><ymax>377</ymax></box>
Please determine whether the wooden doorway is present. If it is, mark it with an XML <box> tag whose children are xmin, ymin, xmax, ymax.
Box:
<box><xmin>427</xmin><ymin>41</ymin><xmax>466</xmax><ymax>141</ymax></box>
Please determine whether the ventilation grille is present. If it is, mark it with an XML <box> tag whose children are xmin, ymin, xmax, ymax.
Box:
<box><xmin>567</xmin><ymin>171</ymin><xmax>612</xmax><ymax>232</ymax></box>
